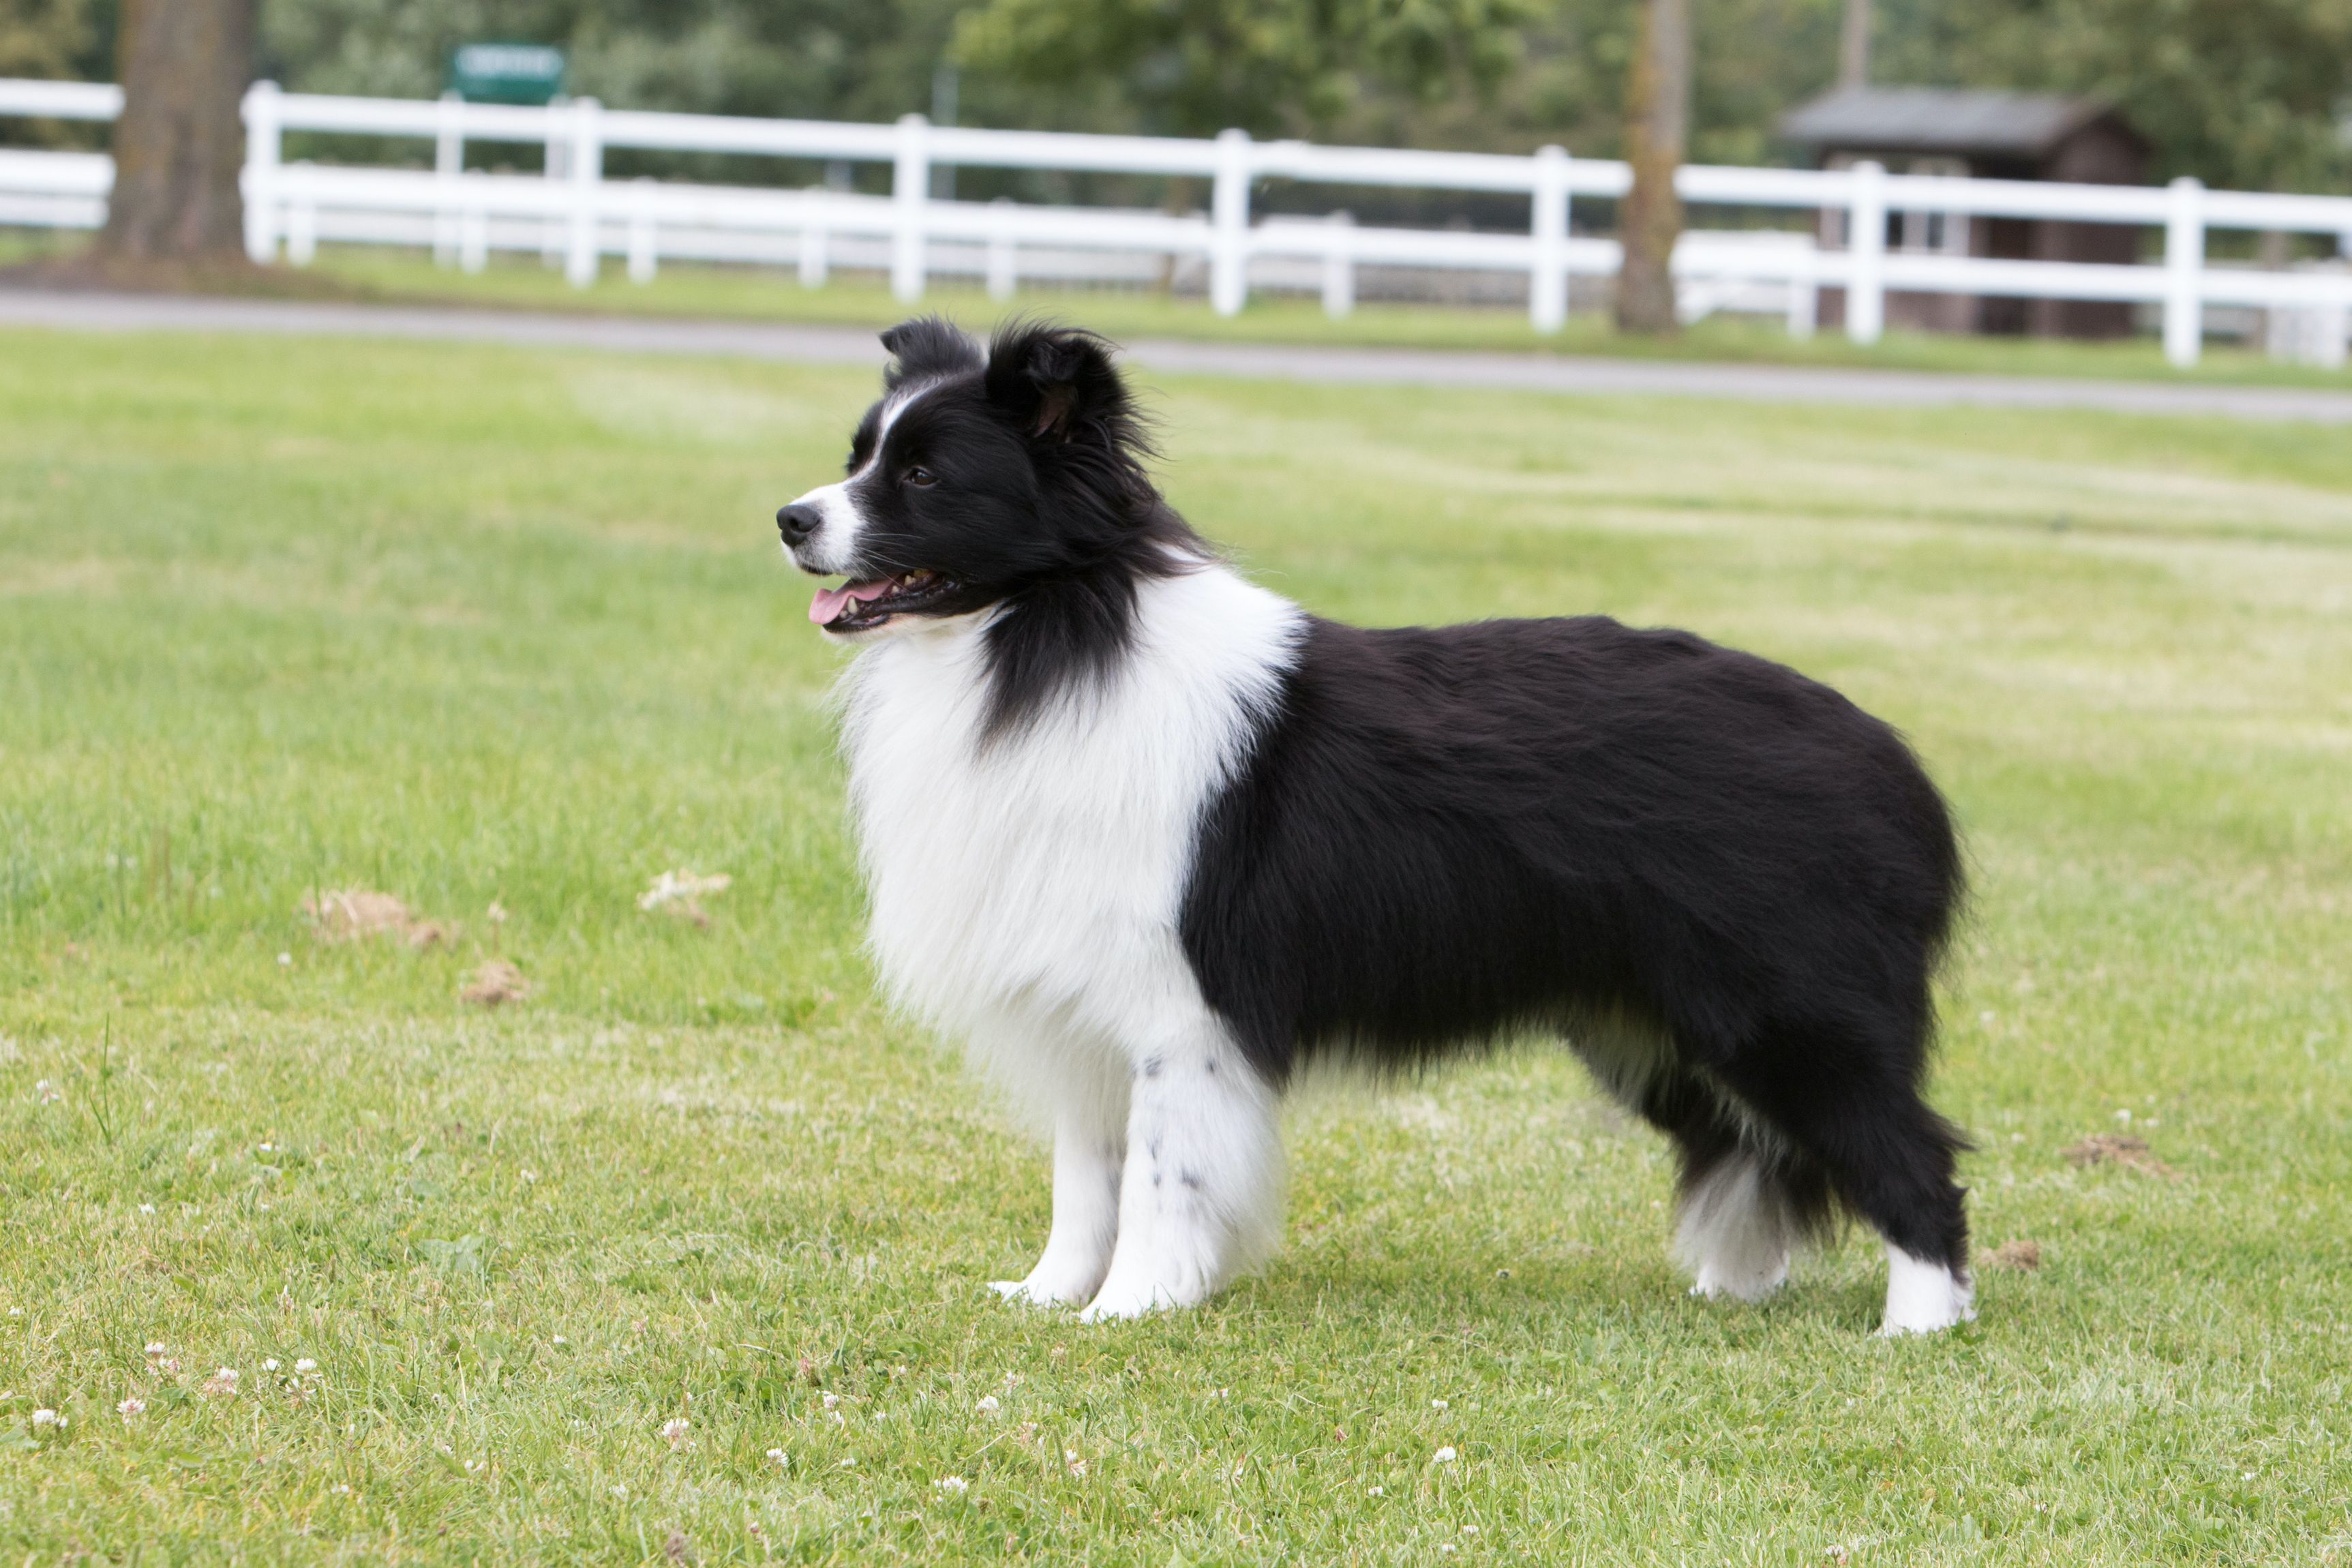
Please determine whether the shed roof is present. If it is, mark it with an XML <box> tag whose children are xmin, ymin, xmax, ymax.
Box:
<box><xmin>1779</xmin><ymin>87</ymin><xmax>2138</xmax><ymax>160</ymax></box>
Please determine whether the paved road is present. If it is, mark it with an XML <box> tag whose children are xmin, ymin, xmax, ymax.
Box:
<box><xmin>8</xmin><ymin>286</ymin><xmax>2352</xmax><ymax>424</ymax></box>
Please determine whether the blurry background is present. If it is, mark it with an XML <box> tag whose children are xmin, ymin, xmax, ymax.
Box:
<box><xmin>5</xmin><ymin>0</ymin><xmax>2348</xmax><ymax>194</ymax></box>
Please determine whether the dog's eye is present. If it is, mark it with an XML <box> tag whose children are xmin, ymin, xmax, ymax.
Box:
<box><xmin>905</xmin><ymin>466</ymin><xmax>937</xmax><ymax>488</ymax></box>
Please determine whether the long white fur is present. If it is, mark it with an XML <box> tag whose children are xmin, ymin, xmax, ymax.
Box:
<box><xmin>838</xmin><ymin>560</ymin><xmax>1302</xmax><ymax>1316</ymax></box>
<box><xmin>1672</xmin><ymin>1151</ymin><xmax>1798</xmax><ymax>1303</ymax></box>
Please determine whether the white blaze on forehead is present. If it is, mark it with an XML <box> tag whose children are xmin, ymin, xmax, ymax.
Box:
<box><xmin>784</xmin><ymin>380</ymin><xmax>946</xmax><ymax>575</ymax></box>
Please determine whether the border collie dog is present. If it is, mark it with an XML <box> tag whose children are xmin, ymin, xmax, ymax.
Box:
<box><xmin>777</xmin><ymin>318</ymin><xmax>1974</xmax><ymax>1335</ymax></box>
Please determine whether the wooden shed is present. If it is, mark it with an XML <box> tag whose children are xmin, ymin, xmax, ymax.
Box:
<box><xmin>1778</xmin><ymin>87</ymin><xmax>2152</xmax><ymax>338</ymax></box>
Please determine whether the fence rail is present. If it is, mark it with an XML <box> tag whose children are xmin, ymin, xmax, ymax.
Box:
<box><xmin>5</xmin><ymin>76</ymin><xmax>2350</xmax><ymax>367</ymax></box>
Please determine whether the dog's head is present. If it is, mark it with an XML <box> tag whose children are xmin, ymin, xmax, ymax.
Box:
<box><xmin>777</xmin><ymin>318</ymin><xmax>1168</xmax><ymax>639</ymax></box>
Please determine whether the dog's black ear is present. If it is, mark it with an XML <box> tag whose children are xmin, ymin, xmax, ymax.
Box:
<box><xmin>984</xmin><ymin>321</ymin><xmax>1132</xmax><ymax>444</ymax></box>
<box><xmin>879</xmin><ymin>316</ymin><xmax>984</xmax><ymax>391</ymax></box>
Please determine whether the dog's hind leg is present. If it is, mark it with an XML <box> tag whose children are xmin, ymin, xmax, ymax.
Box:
<box><xmin>1639</xmin><ymin>1072</ymin><xmax>1826</xmax><ymax>1303</ymax></box>
<box><xmin>1080</xmin><ymin>1009</ymin><xmax>1283</xmax><ymax>1321</ymax></box>
<box><xmin>984</xmin><ymin>1021</ymin><xmax>1130</xmax><ymax>1309</ymax></box>
<box><xmin>1710</xmin><ymin>1027</ymin><xmax>1973</xmax><ymax>1336</ymax></box>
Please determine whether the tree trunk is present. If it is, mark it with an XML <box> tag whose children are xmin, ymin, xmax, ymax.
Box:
<box><xmin>1839</xmin><ymin>0</ymin><xmax>1872</xmax><ymax>90</ymax></box>
<box><xmin>1615</xmin><ymin>0</ymin><xmax>1689</xmax><ymax>335</ymax></box>
<box><xmin>95</xmin><ymin>0</ymin><xmax>254</xmax><ymax>265</ymax></box>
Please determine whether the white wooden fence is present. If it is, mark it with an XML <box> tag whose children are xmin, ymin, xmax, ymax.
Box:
<box><xmin>4</xmin><ymin>75</ymin><xmax>2350</xmax><ymax>368</ymax></box>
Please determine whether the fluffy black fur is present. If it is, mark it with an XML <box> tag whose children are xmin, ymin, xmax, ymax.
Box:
<box><xmin>798</xmin><ymin>318</ymin><xmax>1974</xmax><ymax>1278</ymax></box>
<box><xmin>1180</xmin><ymin>616</ymin><xmax>1972</xmax><ymax>1271</ymax></box>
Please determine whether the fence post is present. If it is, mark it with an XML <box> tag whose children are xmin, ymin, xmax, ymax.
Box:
<box><xmin>1785</xmin><ymin>242</ymin><xmax>1818</xmax><ymax>339</ymax></box>
<box><xmin>2163</xmin><ymin>176</ymin><xmax>2205</xmax><ymax>368</ymax></box>
<box><xmin>433</xmin><ymin>91</ymin><xmax>463</xmax><ymax>267</ymax></box>
<box><xmin>986</xmin><ymin>196</ymin><xmax>1017</xmax><ymax>301</ymax></box>
<box><xmin>1323</xmin><ymin>211</ymin><xmax>1355</xmax><ymax>318</ymax></box>
<box><xmin>240</xmin><ymin>80</ymin><xmax>282</xmax><ymax>264</ymax></box>
<box><xmin>1211</xmin><ymin>128</ymin><xmax>1252</xmax><ymax>317</ymax></box>
<box><xmin>564</xmin><ymin>97</ymin><xmax>603</xmax><ymax>287</ymax></box>
<box><xmin>1845</xmin><ymin>160</ymin><xmax>1885</xmax><ymax>345</ymax></box>
<box><xmin>286</xmin><ymin>163</ymin><xmax>316</xmax><ymax>265</ymax></box>
<box><xmin>1530</xmin><ymin>144</ymin><xmax>1569</xmax><ymax>333</ymax></box>
<box><xmin>627</xmin><ymin>177</ymin><xmax>657</xmax><ymax>284</ymax></box>
<box><xmin>800</xmin><ymin>220</ymin><xmax>828</xmax><ymax>288</ymax></box>
<box><xmin>892</xmin><ymin>113</ymin><xmax>930</xmax><ymax>304</ymax></box>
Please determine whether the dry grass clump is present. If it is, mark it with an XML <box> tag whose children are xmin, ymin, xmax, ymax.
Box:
<box><xmin>1980</xmin><ymin>1239</ymin><xmax>2044</xmax><ymax>1273</ymax></box>
<box><xmin>301</xmin><ymin>888</ymin><xmax>449</xmax><ymax>948</ymax></box>
<box><xmin>637</xmin><ymin>869</ymin><xmax>732</xmax><ymax>927</ymax></box>
<box><xmin>459</xmin><ymin>959</ymin><xmax>531</xmax><ymax>1006</ymax></box>
<box><xmin>2062</xmin><ymin>1134</ymin><xmax>2176</xmax><ymax>1179</ymax></box>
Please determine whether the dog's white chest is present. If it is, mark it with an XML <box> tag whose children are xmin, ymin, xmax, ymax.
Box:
<box><xmin>837</xmin><ymin>567</ymin><xmax>1299</xmax><ymax>1047</ymax></box>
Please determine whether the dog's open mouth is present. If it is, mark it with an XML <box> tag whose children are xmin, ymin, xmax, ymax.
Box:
<box><xmin>809</xmin><ymin>569</ymin><xmax>958</xmax><ymax>633</ymax></box>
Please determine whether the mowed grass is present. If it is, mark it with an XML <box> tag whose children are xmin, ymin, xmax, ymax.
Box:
<box><xmin>1</xmin><ymin>325</ymin><xmax>2349</xmax><ymax>1566</ymax></box>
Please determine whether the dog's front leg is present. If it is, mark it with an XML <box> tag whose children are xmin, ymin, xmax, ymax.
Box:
<box><xmin>991</xmin><ymin>1069</ymin><xmax>1127</xmax><ymax>1308</ymax></box>
<box><xmin>1081</xmin><ymin>1023</ymin><xmax>1283</xmax><ymax>1321</ymax></box>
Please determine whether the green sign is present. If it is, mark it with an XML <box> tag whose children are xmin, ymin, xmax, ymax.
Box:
<box><xmin>448</xmin><ymin>42</ymin><xmax>566</xmax><ymax>106</ymax></box>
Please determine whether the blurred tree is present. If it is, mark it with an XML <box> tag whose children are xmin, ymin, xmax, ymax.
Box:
<box><xmin>950</xmin><ymin>0</ymin><xmax>1532</xmax><ymax>140</ymax></box>
<box><xmin>0</xmin><ymin>0</ymin><xmax>114</xmax><ymax>145</ymax></box>
<box><xmin>1615</xmin><ymin>0</ymin><xmax>1687</xmax><ymax>331</ymax></box>
<box><xmin>1873</xmin><ymin>0</ymin><xmax>2352</xmax><ymax>192</ymax></box>
<box><xmin>93</xmin><ymin>0</ymin><xmax>254</xmax><ymax>264</ymax></box>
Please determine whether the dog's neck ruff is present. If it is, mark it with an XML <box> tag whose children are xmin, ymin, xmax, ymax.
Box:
<box><xmin>836</xmin><ymin>564</ymin><xmax>1302</xmax><ymax>1052</ymax></box>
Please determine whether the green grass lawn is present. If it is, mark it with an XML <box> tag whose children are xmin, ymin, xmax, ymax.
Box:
<box><xmin>2</xmin><ymin>322</ymin><xmax>2349</xmax><ymax>1564</ymax></box>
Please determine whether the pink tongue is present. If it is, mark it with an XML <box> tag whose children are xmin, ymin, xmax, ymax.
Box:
<box><xmin>810</xmin><ymin>579</ymin><xmax>888</xmax><ymax>626</ymax></box>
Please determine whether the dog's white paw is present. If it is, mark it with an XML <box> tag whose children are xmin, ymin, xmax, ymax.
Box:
<box><xmin>989</xmin><ymin>1268</ymin><xmax>1096</xmax><ymax>1310</ymax></box>
<box><xmin>1688</xmin><ymin>1253</ymin><xmax>1790</xmax><ymax>1303</ymax></box>
<box><xmin>1878</xmin><ymin>1247</ymin><xmax>1975</xmax><ymax>1336</ymax></box>
<box><xmin>1079</xmin><ymin>1266</ymin><xmax>1209</xmax><ymax>1323</ymax></box>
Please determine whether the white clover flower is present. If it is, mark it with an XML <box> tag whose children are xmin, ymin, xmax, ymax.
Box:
<box><xmin>295</xmin><ymin>1358</ymin><xmax>318</xmax><ymax>1374</ymax></box>
<box><xmin>837</xmin><ymin>1457</ymin><xmax>856</xmax><ymax>1469</ymax></box>
<box><xmin>1431</xmin><ymin>1398</ymin><xmax>1449</xmax><ymax>1410</ymax></box>
<box><xmin>935</xmin><ymin>1475</ymin><xmax>969</xmax><ymax>1494</ymax></box>
<box><xmin>1462</xmin><ymin>1524</ymin><xmax>1481</xmax><ymax>1536</ymax></box>
<box><xmin>144</xmin><ymin>1342</ymin><xmax>168</xmax><ymax>1357</ymax></box>
<box><xmin>32</xmin><ymin>1408</ymin><xmax>61</xmax><ymax>1428</ymax></box>
<box><xmin>766</xmin><ymin>1448</ymin><xmax>788</xmax><ymax>1467</ymax></box>
<box><xmin>820</xmin><ymin>1391</ymin><xmax>840</xmax><ymax>1411</ymax></box>
<box><xmin>1367</xmin><ymin>1484</ymin><xmax>1385</xmax><ymax>1496</ymax></box>
<box><xmin>659</xmin><ymin>1417</ymin><xmax>691</xmax><ymax>1447</ymax></box>
<box><xmin>1433</xmin><ymin>1445</ymin><xmax>1458</xmax><ymax>1464</ymax></box>
<box><xmin>139</xmin><ymin>1203</ymin><xmax>155</xmax><ymax>1215</ymax></box>
<box><xmin>263</xmin><ymin>1359</ymin><xmax>281</xmax><ymax>1372</ymax></box>
<box><xmin>976</xmin><ymin>1395</ymin><xmax>1000</xmax><ymax>1413</ymax></box>
<box><xmin>118</xmin><ymin>1398</ymin><xmax>145</xmax><ymax>1418</ymax></box>
<box><xmin>277</xmin><ymin>953</ymin><xmax>292</xmax><ymax>967</ymax></box>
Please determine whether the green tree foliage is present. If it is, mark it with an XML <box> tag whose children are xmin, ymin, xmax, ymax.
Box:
<box><xmin>950</xmin><ymin>0</ymin><xmax>1533</xmax><ymax>139</ymax></box>
<box><xmin>1875</xmin><ymin>0</ymin><xmax>2352</xmax><ymax>192</ymax></box>
<box><xmin>258</xmin><ymin>0</ymin><xmax>977</xmax><ymax>124</ymax></box>
<box><xmin>4</xmin><ymin>0</ymin><xmax>2345</xmax><ymax>191</ymax></box>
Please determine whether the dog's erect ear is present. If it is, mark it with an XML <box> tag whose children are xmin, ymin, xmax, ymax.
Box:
<box><xmin>879</xmin><ymin>316</ymin><xmax>984</xmax><ymax>391</ymax></box>
<box><xmin>984</xmin><ymin>322</ymin><xmax>1131</xmax><ymax>443</ymax></box>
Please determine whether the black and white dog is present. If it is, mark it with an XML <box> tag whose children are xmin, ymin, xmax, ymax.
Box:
<box><xmin>777</xmin><ymin>318</ymin><xmax>1974</xmax><ymax>1335</ymax></box>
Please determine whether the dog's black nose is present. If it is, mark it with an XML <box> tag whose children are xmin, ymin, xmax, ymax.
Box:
<box><xmin>776</xmin><ymin>504</ymin><xmax>821</xmax><ymax>547</ymax></box>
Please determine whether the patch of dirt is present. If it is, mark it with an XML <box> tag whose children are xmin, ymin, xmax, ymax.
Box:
<box><xmin>459</xmin><ymin>960</ymin><xmax>531</xmax><ymax>1007</ymax></box>
<box><xmin>1980</xmin><ymin>1239</ymin><xmax>2043</xmax><ymax>1272</ymax></box>
<box><xmin>2062</xmin><ymin>1133</ymin><xmax>2176</xmax><ymax>1179</ymax></box>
